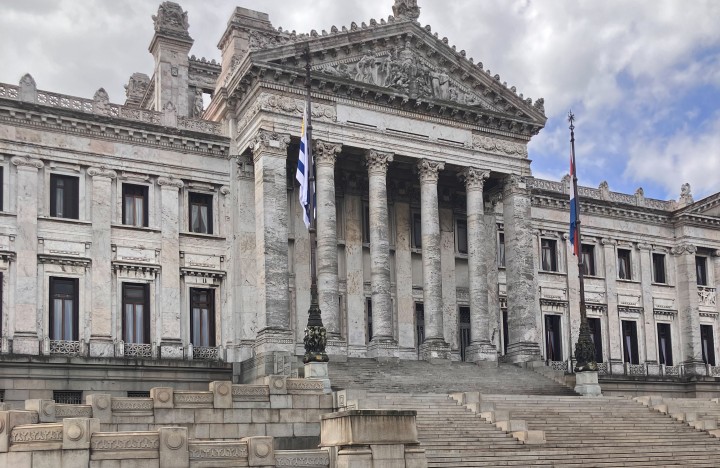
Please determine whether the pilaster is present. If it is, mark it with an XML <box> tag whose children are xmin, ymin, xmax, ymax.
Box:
<box><xmin>601</xmin><ymin>238</ymin><xmax>623</xmax><ymax>373</ymax></box>
<box><xmin>11</xmin><ymin>156</ymin><xmax>43</xmax><ymax>355</ymax></box>
<box><xmin>251</xmin><ymin>130</ymin><xmax>293</xmax><ymax>358</ymax></box>
<box><xmin>638</xmin><ymin>243</ymin><xmax>657</xmax><ymax>365</ymax></box>
<box><xmin>417</xmin><ymin>159</ymin><xmax>450</xmax><ymax>362</ymax></box>
<box><xmin>672</xmin><ymin>243</ymin><xmax>705</xmax><ymax>375</ymax></box>
<box><xmin>500</xmin><ymin>175</ymin><xmax>541</xmax><ymax>363</ymax></box>
<box><xmin>461</xmin><ymin>167</ymin><xmax>496</xmax><ymax>362</ymax></box>
<box><xmin>343</xmin><ymin>192</ymin><xmax>366</xmax><ymax>356</ymax></box>
<box><xmin>87</xmin><ymin>166</ymin><xmax>117</xmax><ymax>358</ymax></box>
<box><xmin>394</xmin><ymin>200</ymin><xmax>415</xmax><ymax>351</ymax></box>
<box><xmin>365</xmin><ymin>150</ymin><xmax>398</xmax><ymax>360</ymax></box>
<box><xmin>158</xmin><ymin>176</ymin><xmax>184</xmax><ymax>359</ymax></box>
<box><xmin>314</xmin><ymin>139</ymin><xmax>346</xmax><ymax>358</ymax></box>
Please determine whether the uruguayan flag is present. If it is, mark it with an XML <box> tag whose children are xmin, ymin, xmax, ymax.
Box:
<box><xmin>295</xmin><ymin>104</ymin><xmax>311</xmax><ymax>228</ymax></box>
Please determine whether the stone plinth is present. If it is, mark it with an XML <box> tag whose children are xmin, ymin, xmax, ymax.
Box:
<box><xmin>574</xmin><ymin>371</ymin><xmax>602</xmax><ymax>396</ymax></box>
<box><xmin>320</xmin><ymin>410</ymin><xmax>418</xmax><ymax>446</ymax></box>
<box><xmin>304</xmin><ymin>362</ymin><xmax>331</xmax><ymax>394</ymax></box>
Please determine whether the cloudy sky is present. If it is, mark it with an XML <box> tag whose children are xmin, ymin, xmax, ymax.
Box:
<box><xmin>2</xmin><ymin>0</ymin><xmax>719</xmax><ymax>201</ymax></box>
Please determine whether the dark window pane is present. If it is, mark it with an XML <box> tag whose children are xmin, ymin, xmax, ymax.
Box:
<box><xmin>362</xmin><ymin>205</ymin><xmax>370</xmax><ymax>244</ymax></box>
<box><xmin>122</xmin><ymin>184</ymin><xmax>148</xmax><ymax>227</ymax></box>
<box><xmin>366</xmin><ymin>298</ymin><xmax>373</xmax><ymax>343</ymax></box>
<box><xmin>652</xmin><ymin>253</ymin><xmax>666</xmax><ymax>284</ymax></box>
<box><xmin>456</xmin><ymin>219</ymin><xmax>468</xmax><ymax>254</ymax></box>
<box><xmin>622</xmin><ymin>320</ymin><xmax>639</xmax><ymax>364</ymax></box>
<box><xmin>498</xmin><ymin>233</ymin><xmax>505</xmax><ymax>267</ymax></box>
<box><xmin>657</xmin><ymin>323</ymin><xmax>673</xmax><ymax>366</ymax></box>
<box><xmin>412</xmin><ymin>213</ymin><xmax>422</xmax><ymax>248</ymax></box>
<box><xmin>50</xmin><ymin>174</ymin><xmax>79</xmax><ymax>219</ymax></box>
<box><xmin>701</xmin><ymin>325</ymin><xmax>716</xmax><ymax>366</ymax></box>
<box><xmin>459</xmin><ymin>307</ymin><xmax>470</xmax><ymax>361</ymax></box>
<box><xmin>49</xmin><ymin>277</ymin><xmax>78</xmax><ymax>341</ymax></box>
<box><xmin>0</xmin><ymin>166</ymin><xmax>4</xmax><ymax>211</ymax></box>
<box><xmin>696</xmin><ymin>256</ymin><xmax>708</xmax><ymax>286</ymax></box>
<box><xmin>618</xmin><ymin>249</ymin><xmax>632</xmax><ymax>280</ymax></box>
<box><xmin>190</xmin><ymin>288</ymin><xmax>215</xmax><ymax>347</ymax></box>
<box><xmin>415</xmin><ymin>303</ymin><xmax>425</xmax><ymax>349</ymax></box>
<box><xmin>588</xmin><ymin>317</ymin><xmax>603</xmax><ymax>363</ymax></box>
<box><xmin>541</xmin><ymin>239</ymin><xmax>557</xmax><ymax>272</ymax></box>
<box><xmin>189</xmin><ymin>193</ymin><xmax>213</xmax><ymax>234</ymax></box>
<box><xmin>581</xmin><ymin>244</ymin><xmax>595</xmax><ymax>276</ymax></box>
<box><xmin>122</xmin><ymin>283</ymin><xmax>149</xmax><ymax>344</ymax></box>
<box><xmin>544</xmin><ymin>315</ymin><xmax>562</xmax><ymax>361</ymax></box>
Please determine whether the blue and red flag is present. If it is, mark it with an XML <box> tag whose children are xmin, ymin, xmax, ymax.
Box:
<box><xmin>569</xmin><ymin>148</ymin><xmax>579</xmax><ymax>256</ymax></box>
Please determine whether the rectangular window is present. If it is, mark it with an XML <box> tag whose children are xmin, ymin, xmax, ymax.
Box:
<box><xmin>456</xmin><ymin>219</ymin><xmax>468</xmax><ymax>254</ymax></box>
<box><xmin>544</xmin><ymin>314</ymin><xmax>562</xmax><ymax>361</ymax></box>
<box><xmin>617</xmin><ymin>249</ymin><xmax>632</xmax><ymax>280</ymax></box>
<box><xmin>588</xmin><ymin>317</ymin><xmax>603</xmax><ymax>363</ymax></box>
<box><xmin>49</xmin><ymin>277</ymin><xmax>78</xmax><ymax>341</ymax></box>
<box><xmin>458</xmin><ymin>307</ymin><xmax>470</xmax><ymax>361</ymax></box>
<box><xmin>581</xmin><ymin>244</ymin><xmax>596</xmax><ymax>276</ymax></box>
<box><xmin>701</xmin><ymin>324</ymin><xmax>716</xmax><ymax>366</ymax></box>
<box><xmin>0</xmin><ymin>166</ymin><xmax>4</xmax><ymax>211</ymax></box>
<box><xmin>411</xmin><ymin>212</ymin><xmax>422</xmax><ymax>249</ymax></box>
<box><xmin>657</xmin><ymin>323</ymin><xmax>673</xmax><ymax>366</ymax></box>
<box><xmin>541</xmin><ymin>239</ymin><xmax>558</xmax><ymax>272</ymax></box>
<box><xmin>652</xmin><ymin>253</ymin><xmax>667</xmax><ymax>284</ymax></box>
<box><xmin>122</xmin><ymin>184</ymin><xmax>149</xmax><ymax>227</ymax></box>
<box><xmin>498</xmin><ymin>233</ymin><xmax>506</xmax><ymax>267</ymax></box>
<box><xmin>189</xmin><ymin>193</ymin><xmax>213</xmax><ymax>234</ymax></box>
<box><xmin>50</xmin><ymin>174</ymin><xmax>79</xmax><ymax>219</ymax></box>
<box><xmin>502</xmin><ymin>309</ymin><xmax>508</xmax><ymax>354</ymax></box>
<box><xmin>362</xmin><ymin>204</ymin><xmax>370</xmax><ymax>244</ymax></box>
<box><xmin>415</xmin><ymin>303</ymin><xmax>425</xmax><ymax>349</ymax></box>
<box><xmin>190</xmin><ymin>288</ymin><xmax>215</xmax><ymax>347</ymax></box>
<box><xmin>122</xmin><ymin>283</ymin><xmax>149</xmax><ymax>344</ymax></box>
<box><xmin>621</xmin><ymin>320</ymin><xmax>639</xmax><ymax>364</ymax></box>
<box><xmin>366</xmin><ymin>298</ymin><xmax>373</xmax><ymax>343</ymax></box>
<box><xmin>696</xmin><ymin>256</ymin><xmax>708</xmax><ymax>286</ymax></box>
<box><xmin>53</xmin><ymin>391</ymin><xmax>82</xmax><ymax>405</ymax></box>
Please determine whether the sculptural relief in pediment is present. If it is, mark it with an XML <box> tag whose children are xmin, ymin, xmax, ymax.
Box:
<box><xmin>314</xmin><ymin>42</ymin><xmax>496</xmax><ymax>110</ymax></box>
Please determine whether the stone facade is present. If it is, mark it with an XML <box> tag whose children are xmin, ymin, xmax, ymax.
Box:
<box><xmin>0</xmin><ymin>0</ymin><xmax>718</xmax><ymax>395</ymax></box>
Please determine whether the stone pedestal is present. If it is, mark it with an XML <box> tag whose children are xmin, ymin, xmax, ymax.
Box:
<box><xmin>574</xmin><ymin>371</ymin><xmax>602</xmax><ymax>396</ymax></box>
<box><xmin>419</xmin><ymin>339</ymin><xmax>451</xmax><ymax>364</ymax></box>
<box><xmin>464</xmin><ymin>342</ymin><xmax>497</xmax><ymax>363</ymax></box>
<box><xmin>305</xmin><ymin>362</ymin><xmax>331</xmax><ymax>394</ymax></box>
<box><xmin>367</xmin><ymin>339</ymin><xmax>400</xmax><ymax>362</ymax></box>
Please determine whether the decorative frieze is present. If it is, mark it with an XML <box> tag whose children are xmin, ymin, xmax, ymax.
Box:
<box><xmin>10</xmin><ymin>423</ymin><xmax>63</xmax><ymax>445</ymax></box>
<box><xmin>286</xmin><ymin>379</ymin><xmax>325</xmax><ymax>393</ymax></box>
<box><xmin>90</xmin><ymin>432</ymin><xmax>160</xmax><ymax>450</ymax></box>
<box><xmin>49</xmin><ymin>340</ymin><xmax>82</xmax><ymax>356</ymax></box>
<box><xmin>88</xmin><ymin>166</ymin><xmax>117</xmax><ymax>179</ymax></box>
<box><xmin>110</xmin><ymin>397</ymin><xmax>154</xmax><ymax>413</ymax></box>
<box><xmin>11</xmin><ymin>156</ymin><xmax>44</xmax><ymax>170</ymax></box>
<box><xmin>173</xmin><ymin>391</ymin><xmax>214</xmax><ymax>407</ymax></box>
<box><xmin>671</xmin><ymin>244</ymin><xmax>697</xmax><ymax>255</ymax></box>
<box><xmin>232</xmin><ymin>385</ymin><xmax>270</xmax><ymax>402</ymax></box>
<box><xmin>189</xmin><ymin>441</ymin><xmax>249</xmax><ymax>460</ymax></box>
<box><xmin>472</xmin><ymin>135</ymin><xmax>527</xmax><ymax>157</ymax></box>
<box><xmin>54</xmin><ymin>405</ymin><xmax>92</xmax><ymax>419</ymax></box>
<box><xmin>276</xmin><ymin>450</ymin><xmax>330</xmax><ymax>467</ymax></box>
<box><xmin>157</xmin><ymin>177</ymin><xmax>184</xmax><ymax>189</ymax></box>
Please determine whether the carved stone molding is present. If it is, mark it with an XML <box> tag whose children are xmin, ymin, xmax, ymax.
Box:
<box><xmin>251</xmin><ymin>130</ymin><xmax>291</xmax><ymax>156</ymax></box>
<box><xmin>460</xmin><ymin>167</ymin><xmax>490</xmax><ymax>192</ymax></box>
<box><xmin>502</xmin><ymin>174</ymin><xmax>527</xmax><ymax>196</ymax></box>
<box><xmin>417</xmin><ymin>159</ymin><xmax>445</xmax><ymax>184</ymax></box>
<box><xmin>365</xmin><ymin>150</ymin><xmax>393</xmax><ymax>175</ymax></box>
<box><xmin>601</xmin><ymin>238</ymin><xmax>617</xmax><ymax>246</ymax></box>
<box><xmin>152</xmin><ymin>1</ymin><xmax>191</xmax><ymax>41</ymax></box>
<box><xmin>157</xmin><ymin>177</ymin><xmax>184</xmax><ymax>189</ymax></box>
<box><xmin>671</xmin><ymin>244</ymin><xmax>697</xmax><ymax>255</ymax></box>
<box><xmin>235</xmin><ymin>154</ymin><xmax>254</xmax><ymax>180</ymax></box>
<box><xmin>472</xmin><ymin>135</ymin><xmax>527</xmax><ymax>157</ymax></box>
<box><xmin>393</xmin><ymin>0</ymin><xmax>420</xmax><ymax>20</ymax></box>
<box><xmin>11</xmin><ymin>155</ymin><xmax>44</xmax><ymax>169</ymax></box>
<box><xmin>637</xmin><ymin>243</ymin><xmax>652</xmax><ymax>251</ymax></box>
<box><xmin>714</xmin><ymin>250</ymin><xmax>720</xmax><ymax>258</ymax></box>
<box><xmin>313</xmin><ymin>139</ymin><xmax>342</xmax><ymax>167</ymax></box>
<box><xmin>87</xmin><ymin>166</ymin><xmax>117</xmax><ymax>179</ymax></box>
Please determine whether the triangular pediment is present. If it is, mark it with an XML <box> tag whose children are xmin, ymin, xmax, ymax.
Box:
<box><xmin>677</xmin><ymin>192</ymin><xmax>720</xmax><ymax>217</ymax></box>
<box><xmin>222</xmin><ymin>14</ymin><xmax>546</xmax><ymax>135</ymax></box>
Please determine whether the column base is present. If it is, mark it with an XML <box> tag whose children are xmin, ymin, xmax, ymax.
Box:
<box><xmin>304</xmin><ymin>362</ymin><xmax>332</xmax><ymax>393</ymax></box>
<box><xmin>367</xmin><ymin>338</ymin><xmax>399</xmax><ymax>362</ymax></box>
<box><xmin>464</xmin><ymin>342</ymin><xmax>498</xmax><ymax>363</ymax></box>
<box><xmin>500</xmin><ymin>341</ymin><xmax>541</xmax><ymax>364</ymax></box>
<box><xmin>326</xmin><ymin>338</ymin><xmax>348</xmax><ymax>362</ymax></box>
<box><xmin>682</xmin><ymin>360</ymin><xmax>709</xmax><ymax>377</ymax></box>
<box><xmin>89</xmin><ymin>337</ymin><xmax>115</xmax><ymax>358</ymax></box>
<box><xmin>12</xmin><ymin>334</ymin><xmax>39</xmax><ymax>356</ymax></box>
<box><xmin>574</xmin><ymin>371</ymin><xmax>602</xmax><ymax>396</ymax></box>
<box><xmin>419</xmin><ymin>338</ymin><xmax>451</xmax><ymax>364</ymax></box>
<box><xmin>159</xmin><ymin>340</ymin><xmax>184</xmax><ymax>359</ymax></box>
<box><xmin>254</xmin><ymin>327</ymin><xmax>295</xmax><ymax>356</ymax></box>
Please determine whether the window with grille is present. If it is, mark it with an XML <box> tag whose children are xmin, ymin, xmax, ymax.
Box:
<box><xmin>53</xmin><ymin>391</ymin><xmax>82</xmax><ymax>404</ymax></box>
<box><xmin>127</xmin><ymin>391</ymin><xmax>150</xmax><ymax>398</ymax></box>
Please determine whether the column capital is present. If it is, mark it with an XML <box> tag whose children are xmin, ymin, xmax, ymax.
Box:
<box><xmin>637</xmin><ymin>243</ymin><xmax>652</xmax><ymax>251</ymax></box>
<box><xmin>365</xmin><ymin>150</ymin><xmax>393</xmax><ymax>175</ymax></box>
<box><xmin>600</xmin><ymin>237</ymin><xmax>617</xmax><ymax>246</ymax></box>
<box><xmin>157</xmin><ymin>177</ymin><xmax>184</xmax><ymax>189</ymax></box>
<box><xmin>87</xmin><ymin>166</ymin><xmax>117</xmax><ymax>179</ymax></box>
<box><xmin>417</xmin><ymin>159</ymin><xmax>445</xmax><ymax>184</ymax></box>
<box><xmin>460</xmin><ymin>167</ymin><xmax>490</xmax><ymax>192</ymax></box>
<box><xmin>314</xmin><ymin>139</ymin><xmax>342</xmax><ymax>168</ymax></box>
<box><xmin>11</xmin><ymin>156</ymin><xmax>44</xmax><ymax>170</ymax></box>
<box><xmin>503</xmin><ymin>174</ymin><xmax>529</xmax><ymax>196</ymax></box>
<box><xmin>713</xmin><ymin>249</ymin><xmax>720</xmax><ymax>258</ymax></box>
<box><xmin>485</xmin><ymin>192</ymin><xmax>502</xmax><ymax>214</ymax></box>
<box><xmin>671</xmin><ymin>243</ymin><xmax>697</xmax><ymax>256</ymax></box>
<box><xmin>251</xmin><ymin>130</ymin><xmax>291</xmax><ymax>157</ymax></box>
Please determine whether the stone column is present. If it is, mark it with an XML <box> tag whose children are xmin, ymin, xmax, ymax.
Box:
<box><xmin>157</xmin><ymin>176</ymin><xmax>184</xmax><ymax>359</ymax></box>
<box><xmin>673</xmin><ymin>243</ymin><xmax>705</xmax><ymax>375</ymax></box>
<box><xmin>501</xmin><ymin>175</ymin><xmax>541</xmax><ymax>363</ymax></box>
<box><xmin>365</xmin><ymin>150</ymin><xmax>398</xmax><ymax>360</ymax></box>
<box><xmin>11</xmin><ymin>156</ymin><xmax>43</xmax><ymax>355</ymax></box>
<box><xmin>343</xmin><ymin>186</ymin><xmax>366</xmax><ymax>353</ymax></box>
<box><xmin>417</xmin><ymin>159</ymin><xmax>450</xmax><ymax>362</ymax></box>
<box><xmin>251</xmin><ymin>130</ymin><xmax>294</xmax><ymax>362</ymax></box>
<box><xmin>87</xmin><ymin>167</ymin><xmax>117</xmax><ymax>358</ymax></box>
<box><xmin>461</xmin><ymin>167</ymin><xmax>496</xmax><ymax>362</ymax></box>
<box><xmin>314</xmin><ymin>139</ymin><xmax>346</xmax><ymax>357</ymax></box>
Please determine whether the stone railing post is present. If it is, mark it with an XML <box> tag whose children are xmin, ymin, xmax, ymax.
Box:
<box><xmin>245</xmin><ymin>436</ymin><xmax>275</xmax><ymax>466</ymax></box>
<box><xmin>25</xmin><ymin>399</ymin><xmax>56</xmax><ymax>423</ymax></box>
<box><xmin>209</xmin><ymin>381</ymin><xmax>232</xmax><ymax>408</ymax></box>
<box><xmin>151</xmin><ymin>387</ymin><xmax>175</xmax><ymax>409</ymax></box>
<box><xmin>86</xmin><ymin>394</ymin><xmax>112</xmax><ymax>424</ymax></box>
<box><xmin>159</xmin><ymin>426</ymin><xmax>189</xmax><ymax>468</ymax></box>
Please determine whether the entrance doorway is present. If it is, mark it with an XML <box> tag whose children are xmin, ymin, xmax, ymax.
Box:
<box><xmin>544</xmin><ymin>314</ymin><xmax>562</xmax><ymax>361</ymax></box>
<box><xmin>459</xmin><ymin>307</ymin><xmax>471</xmax><ymax>361</ymax></box>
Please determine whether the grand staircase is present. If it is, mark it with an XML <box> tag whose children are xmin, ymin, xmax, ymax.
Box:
<box><xmin>329</xmin><ymin>359</ymin><xmax>720</xmax><ymax>467</ymax></box>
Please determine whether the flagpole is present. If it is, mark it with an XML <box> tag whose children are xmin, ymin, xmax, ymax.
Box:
<box><xmin>302</xmin><ymin>43</ymin><xmax>328</xmax><ymax>364</ymax></box>
<box><xmin>569</xmin><ymin>111</ymin><xmax>596</xmax><ymax>372</ymax></box>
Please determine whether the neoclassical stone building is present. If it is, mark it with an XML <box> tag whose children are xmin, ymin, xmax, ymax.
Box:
<box><xmin>0</xmin><ymin>0</ymin><xmax>718</xmax><ymax>397</ymax></box>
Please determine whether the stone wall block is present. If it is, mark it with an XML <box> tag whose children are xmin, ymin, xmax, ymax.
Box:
<box><xmin>265</xmin><ymin>376</ymin><xmax>287</xmax><ymax>395</ymax></box>
<box><xmin>62</xmin><ymin>448</ymin><xmax>90</xmax><ymax>467</ymax></box>
<box><xmin>209</xmin><ymin>381</ymin><xmax>232</xmax><ymax>409</ymax></box>
<box><xmin>244</xmin><ymin>436</ymin><xmax>275</xmax><ymax>466</ymax></box>
<box><xmin>151</xmin><ymin>388</ymin><xmax>174</xmax><ymax>409</ymax></box>
<box><xmin>86</xmin><ymin>394</ymin><xmax>112</xmax><ymax>424</ymax></box>
<box><xmin>33</xmin><ymin>449</ymin><xmax>62</xmax><ymax>467</ymax></box>
<box><xmin>404</xmin><ymin>447</ymin><xmax>428</xmax><ymax>468</ymax></box>
<box><xmin>62</xmin><ymin>418</ymin><xmax>99</xmax><ymax>450</ymax></box>
<box><xmin>0</xmin><ymin>410</ymin><xmax>39</xmax><ymax>451</ymax></box>
<box><xmin>336</xmin><ymin>447</ymin><xmax>372</xmax><ymax>468</ymax></box>
<box><xmin>159</xmin><ymin>426</ymin><xmax>189</xmax><ymax>468</ymax></box>
<box><xmin>25</xmin><ymin>399</ymin><xmax>56</xmax><ymax>423</ymax></box>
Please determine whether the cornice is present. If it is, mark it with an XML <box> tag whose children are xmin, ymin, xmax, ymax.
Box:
<box><xmin>531</xmin><ymin>194</ymin><xmax>673</xmax><ymax>226</ymax></box>
<box><xmin>0</xmin><ymin>102</ymin><xmax>229</xmax><ymax>158</ymax></box>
